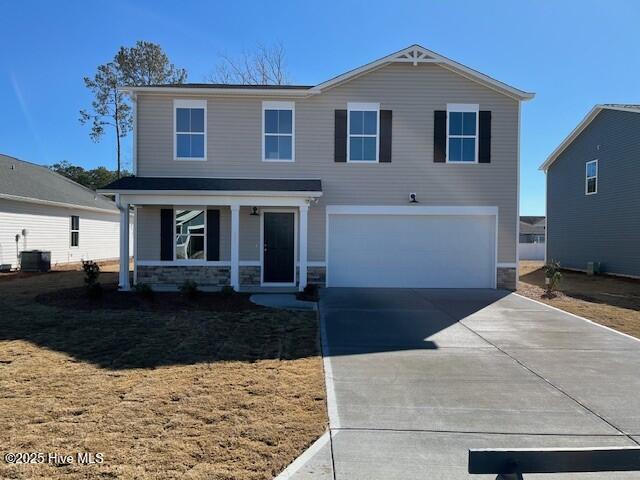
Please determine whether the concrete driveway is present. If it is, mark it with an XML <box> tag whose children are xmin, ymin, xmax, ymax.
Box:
<box><xmin>311</xmin><ymin>288</ymin><xmax>640</xmax><ymax>479</ymax></box>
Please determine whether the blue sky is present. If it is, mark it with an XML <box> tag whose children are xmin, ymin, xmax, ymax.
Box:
<box><xmin>2</xmin><ymin>1</ymin><xmax>639</xmax><ymax>215</ymax></box>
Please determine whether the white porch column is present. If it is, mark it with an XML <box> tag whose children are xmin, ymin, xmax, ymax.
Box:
<box><xmin>118</xmin><ymin>200</ymin><xmax>130</xmax><ymax>291</ymax></box>
<box><xmin>230</xmin><ymin>204</ymin><xmax>240</xmax><ymax>290</ymax></box>
<box><xmin>299</xmin><ymin>204</ymin><xmax>308</xmax><ymax>291</ymax></box>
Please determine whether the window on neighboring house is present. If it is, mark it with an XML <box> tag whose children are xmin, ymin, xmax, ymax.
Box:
<box><xmin>586</xmin><ymin>159</ymin><xmax>598</xmax><ymax>195</ymax></box>
<box><xmin>348</xmin><ymin>103</ymin><xmax>379</xmax><ymax>162</ymax></box>
<box><xmin>447</xmin><ymin>104</ymin><xmax>479</xmax><ymax>163</ymax></box>
<box><xmin>175</xmin><ymin>209</ymin><xmax>205</xmax><ymax>260</ymax></box>
<box><xmin>174</xmin><ymin>100</ymin><xmax>206</xmax><ymax>160</ymax></box>
<box><xmin>263</xmin><ymin>101</ymin><xmax>294</xmax><ymax>161</ymax></box>
<box><xmin>70</xmin><ymin>215</ymin><xmax>79</xmax><ymax>247</ymax></box>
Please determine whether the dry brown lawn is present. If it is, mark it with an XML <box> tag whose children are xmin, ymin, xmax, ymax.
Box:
<box><xmin>0</xmin><ymin>265</ymin><xmax>327</xmax><ymax>479</ymax></box>
<box><xmin>518</xmin><ymin>261</ymin><xmax>640</xmax><ymax>339</ymax></box>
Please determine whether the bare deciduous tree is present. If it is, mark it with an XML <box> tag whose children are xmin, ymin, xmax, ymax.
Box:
<box><xmin>209</xmin><ymin>43</ymin><xmax>290</xmax><ymax>85</ymax></box>
<box><xmin>80</xmin><ymin>41</ymin><xmax>187</xmax><ymax>177</ymax></box>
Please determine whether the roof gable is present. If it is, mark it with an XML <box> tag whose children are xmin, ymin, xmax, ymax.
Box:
<box><xmin>540</xmin><ymin>104</ymin><xmax>640</xmax><ymax>172</ymax></box>
<box><xmin>310</xmin><ymin>45</ymin><xmax>534</xmax><ymax>101</ymax></box>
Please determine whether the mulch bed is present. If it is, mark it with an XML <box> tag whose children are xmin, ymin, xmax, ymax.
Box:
<box><xmin>36</xmin><ymin>284</ymin><xmax>264</xmax><ymax>312</ymax></box>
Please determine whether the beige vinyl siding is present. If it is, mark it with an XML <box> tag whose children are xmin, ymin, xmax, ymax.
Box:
<box><xmin>239</xmin><ymin>207</ymin><xmax>260</xmax><ymax>261</ymax></box>
<box><xmin>0</xmin><ymin>198</ymin><xmax>126</xmax><ymax>268</ymax></box>
<box><xmin>136</xmin><ymin>62</ymin><xmax>519</xmax><ymax>263</ymax></box>
<box><xmin>136</xmin><ymin>206</ymin><xmax>161</xmax><ymax>261</ymax></box>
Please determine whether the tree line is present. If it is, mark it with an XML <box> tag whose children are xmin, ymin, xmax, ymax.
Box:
<box><xmin>55</xmin><ymin>41</ymin><xmax>290</xmax><ymax>189</ymax></box>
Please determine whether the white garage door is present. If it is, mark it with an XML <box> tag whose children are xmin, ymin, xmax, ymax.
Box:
<box><xmin>327</xmin><ymin>212</ymin><xmax>496</xmax><ymax>288</ymax></box>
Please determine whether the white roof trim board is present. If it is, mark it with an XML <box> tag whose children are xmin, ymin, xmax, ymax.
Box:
<box><xmin>540</xmin><ymin>104</ymin><xmax>640</xmax><ymax>172</ymax></box>
<box><xmin>121</xmin><ymin>44</ymin><xmax>534</xmax><ymax>102</ymax></box>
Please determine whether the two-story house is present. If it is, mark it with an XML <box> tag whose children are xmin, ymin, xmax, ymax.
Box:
<box><xmin>540</xmin><ymin>104</ymin><xmax>640</xmax><ymax>277</ymax></box>
<box><xmin>100</xmin><ymin>45</ymin><xmax>534</xmax><ymax>292</ymax></box>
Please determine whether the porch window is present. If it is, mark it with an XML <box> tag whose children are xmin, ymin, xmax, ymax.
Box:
<box><xmin>263</xmin><ymin>101</ymin><xmax>294</xmax><ymax>161</ymax></box>
<box><xmin>174</xmin><ymin>99</ymin><xmax>206</xmax><ymax>160</ymax></box>
<box><xmin>175</xmin><ymin>209</ymin><xmax>205</xmax><ymax>260</ymax></box>
<box><xmin>447</xmin><ymin>104</ymin><xmax>479</xmax><ymax>163</ymax></box>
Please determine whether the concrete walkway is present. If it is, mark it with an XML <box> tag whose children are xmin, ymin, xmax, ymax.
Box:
<box><xmin>312</xmin><ymin>288</ymin><xmax>640</xmax><ymax>479</ymax></box>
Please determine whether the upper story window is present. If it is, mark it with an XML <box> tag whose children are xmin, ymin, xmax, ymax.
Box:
<box><xmin>447</xmin><ymin>104</ymin><xmax>479</xmax><ymax>163</ymax></box>
<box><xmin>585</xmin><ymin>159</ymin><xmax>598</xmax><ymax>195</ymax></box>
<box><xmin>174</xmin><ymin>99</ymin><xmax>206</xmax><ymax>160</ymax></box>
<box><xmin>263</xmin><ymin>101</ymin><xmax>294</xmax><ymax>161</ymax></box>
<box><xmin>348</xmin><ymin>102</ymin><xmax>379</xmax><ymax>162</ymax></box>
<box><xmin>175</xmin><ymin>209</ymin><xmax>205</xmax><ymax>260</ymax></box>
<box><xmin>70</xmin><ymin>215</ymin><xmax>79</xmax><ymax>247</ymax></box>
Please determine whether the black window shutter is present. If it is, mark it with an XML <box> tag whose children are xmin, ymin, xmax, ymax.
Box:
<box><xmin>434</xmin><ymin>110</ymin><xmax>446</xmax><ymax>162</ymax></box>
<box><xmin>160</xmin><ymin>208</ymin><xmax>173</xmax><ymax>261</ymax></box>
<box><xmin>206</xmin><ymin>209</ymin><xmax>220</xmax><ymax>261</ymax></box>
<box><xmin>379</xmin><ymin>110</ymin><xmax>392</xmax><ymax>163</ymax></box>
<box><xmin>334</xmin><ymin>109</ymin><xmax>347</xmax><ymax>162</ymax></box>
<box><xmin>479</xmin><ymin>111</ymin><xmax>492</xmax><ymax>163</ymax></box>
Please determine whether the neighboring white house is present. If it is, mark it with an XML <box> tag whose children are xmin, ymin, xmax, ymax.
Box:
<box><xmin>0</xmin><ymin>154</ymin><xmax>131</xmax><ymax>270</ymax></box>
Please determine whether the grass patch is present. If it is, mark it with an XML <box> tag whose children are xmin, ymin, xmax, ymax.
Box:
<box><xmin>519</xmin><ymin>261</ymin><xmax>640</xmax><ymax>339</ymax></box>
<box><xmin>0</xmin><ymin>267</ymin><xmax>327</xmax><ymax>479</ymax></box>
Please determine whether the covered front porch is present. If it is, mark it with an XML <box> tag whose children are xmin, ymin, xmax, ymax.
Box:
<box><xmin>99</xmin><ymin>177</ymin><xmax>323</xmax><ymax>292</ymax></box>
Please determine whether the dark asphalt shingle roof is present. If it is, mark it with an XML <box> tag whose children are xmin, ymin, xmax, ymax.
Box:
<box><xmin>145</xmin><ymin>83</ymin><xmax>313</xmax><ymax>90</ymax></box>
<box><xmin>601</xmin><ymin>104</ymin><xmax>640</xmax><ymax>110</ymax></box>
<box><xmin>0</xmin><ymin>154</ymin><xmax>118</xmax><ymax>212</ymax></box>
<box><xmin>100</xmin><ymin>176</ymin><xmax>322</xmax><ymax>193</ymax></box>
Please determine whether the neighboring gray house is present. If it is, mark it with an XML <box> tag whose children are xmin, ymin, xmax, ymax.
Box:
<box><xmin>0</xmin><ymin>154</ymin><xmax>129</xmax><ymax>269</ymax></box>
<box><xmin>540</xmin><ymin>104</ymin><xmax>640</xmax><ymax>278</ymax></box>
<box><xmin>100</xmin><ymin>44</ymin><xmax>534</xmax><ymax>291</ymax></box>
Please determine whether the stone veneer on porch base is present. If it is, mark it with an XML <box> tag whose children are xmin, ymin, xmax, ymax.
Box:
<box><xmin>137</xmin><ymin>265</ymin><xmax>230</xmax><ymax>287</ymax></box>
<box><xmin>137</xmin><ymin>265</ymin><xmax>510</xmax><ymax>289</ymax></box>
<box><xmin>497</xmin><ymin>267</ymin><xmax>517</xmax><ymax>290</ymax></box>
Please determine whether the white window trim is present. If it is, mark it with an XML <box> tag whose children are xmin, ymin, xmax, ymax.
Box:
<box><xmin>446</xmin><ymin>103</ymin><xmax>479</xmax><ymax>164</ymax></box>
<box><xmin>173</xmin><ymin>99</ymin><xmax>207</xmax><ymax>161</ymax></box>
<box><xmin>70</xmin><ymin>215</ymin><xmax>79</xmax><ymax>248</ymax></box>
<box><xmin>585</xmin><ymin>159</ymin><xmax>598</xmax><ymax>195</ymax></box>
<box><xmin>262</xmin><ymin>101</ymin><xmax>295</xmax><ymax>162</ymax></box>
<box><xmin>174</xmin><ymin>207</ymin><xmax>207</xmax><ymax>262</ymax></box>
<box><xmin>347</xmin><ymin>102</ymin><xmax>380</xmax><ymax>163</ymax></box>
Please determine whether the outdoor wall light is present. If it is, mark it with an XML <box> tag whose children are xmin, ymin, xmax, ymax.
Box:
<box><xmin>250</xmin><ymin>207</ymin><xmax>259</xmax><ymax>216</ymax></box>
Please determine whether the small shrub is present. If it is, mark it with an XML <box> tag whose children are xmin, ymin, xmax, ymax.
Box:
<box><xmin>82</xmin><ymin>260</ymin><xmax>100</xmax><ymax>286</ymax></box>
<box><xmin>179</xmin><ymin>279</ymin><xmax>199</xmax><ymax>299</ymax></box>
<box><xmin>543</xmin><ymin>260</ymin><xmax>562</xmax><ymax>297</ymax></box>
<box><xmin>134</xmin><ymin>282</ymin><xmax>154</xmax><ymax>299</ymax></box>
<box><xmin>82</xmin><ymin>260</ymin><xmax>102</xmax><ymax>299</ymax></box>
<box><xmin>220</xmin><ymin>285</ymin><xmax>235</xmax><ymax>297</ymax></box>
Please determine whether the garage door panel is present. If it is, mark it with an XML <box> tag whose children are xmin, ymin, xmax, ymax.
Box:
<box><xmin>327</xmin><ymin>214</ymin><xmax>495</xmax><ymax>288</ymax></box>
